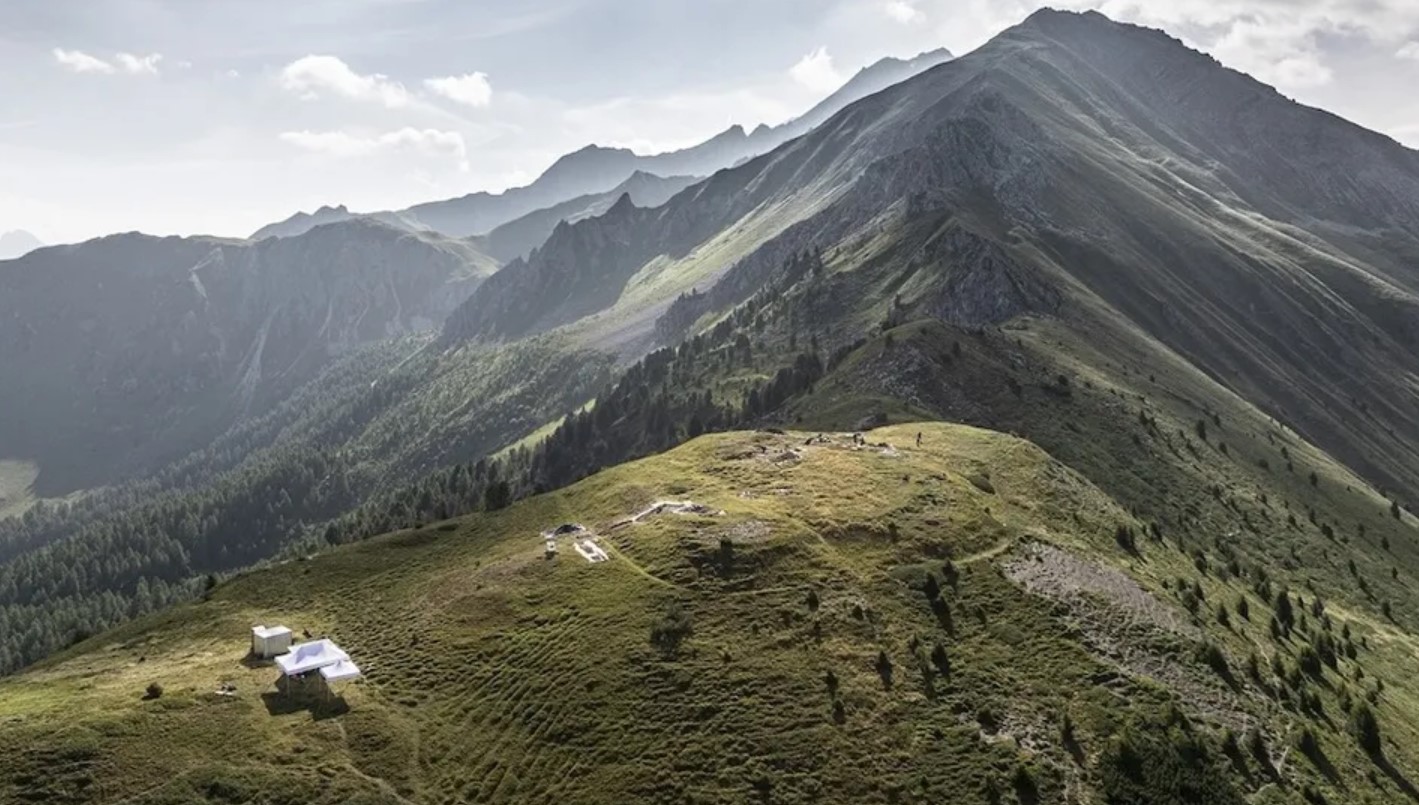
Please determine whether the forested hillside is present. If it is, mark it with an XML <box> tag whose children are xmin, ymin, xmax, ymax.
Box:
<box><xmin>0</xmin><ymin>336</ymin><xmax>613</xmax><ymax>673</ymax></box>
<box><xmin>0</xmin><ymin>221</ymin><xmax>496</xmax><ymax>496</ymax></box>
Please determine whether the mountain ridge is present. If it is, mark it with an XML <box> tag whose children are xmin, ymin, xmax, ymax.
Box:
<box><xmin>477</xmin><ymin>170</ymin><xmax>702</xmax><ymax>263</ymax></box>
<box><xmin>439</xmin><ymin>8</ymin><xmax>1419</xmax><ymax>501</ymax></box>
<box><xmin>247</xmin><ymin>47</ymin><xmax>954</xmax><ymax>242</ymax></box>
<box><xmin>0</xmin><ymin>217</ymin><xmax>497</xmax><ymax>495</ymax></box>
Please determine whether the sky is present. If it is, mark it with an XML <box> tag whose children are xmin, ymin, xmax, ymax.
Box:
<box><xmin>4</xmin><ymin>0</ymin><xmax>1419</xmax><ymax>244</ymax></box>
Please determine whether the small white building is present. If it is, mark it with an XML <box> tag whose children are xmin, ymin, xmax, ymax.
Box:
<box><xmin>251</xmin><ymin>625</ymin><xmax>293</xmax><ymax>659</ymax></box>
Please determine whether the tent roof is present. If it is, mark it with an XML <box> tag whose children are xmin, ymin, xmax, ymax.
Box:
<box><xmin>319</xmin><ymin>659</ymin><xmax>362</xmax><ymax>683</ymax></box>
<box><xmin>252</xmin><ymin>625</ymin><xmax>292</xmax><ymax>639</ymax></box>
<box><xmin>275</xmin><ymin>639</ymin><xmax>348</xmax><ymax>676</ymax></box>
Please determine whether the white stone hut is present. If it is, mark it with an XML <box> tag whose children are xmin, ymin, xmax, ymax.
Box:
<box><xmin>251</xmin><ymin>625</ymin><xmax>293</xmax><ymax>659</ymax></box>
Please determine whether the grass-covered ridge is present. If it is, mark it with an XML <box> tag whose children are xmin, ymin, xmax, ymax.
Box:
<box><xmin>5</xmin><ymin>423</ymin><xmax>1415</xmax><ymax>803</ymax></box>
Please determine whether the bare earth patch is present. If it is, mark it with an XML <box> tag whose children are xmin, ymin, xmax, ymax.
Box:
<box><xmin>1006</xmin><ymin>542</ymin><xmax>1266</xmax><ymax>733</ymax></box>
<box><xmin>610</xmin><ymin>500</ymin><xmax>725</xmax><ymax>530</ymax></box>
<box><xmin>1007</xmin><ymin>542</ymin><xmax>1195</xmax><ymax>638</ymax></box>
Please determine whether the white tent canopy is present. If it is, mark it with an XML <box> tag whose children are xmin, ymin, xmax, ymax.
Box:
<box><xmin>319</xmin><ymin>659</ymin><xmax>362</xmax><ymax>683</ymax></box>
<box><xmin>275</xmin><ymin>639</ymin><xmax>349</xmax><ymax>677</ymax></box>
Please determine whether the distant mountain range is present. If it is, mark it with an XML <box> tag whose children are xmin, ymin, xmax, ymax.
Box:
<box><xmin>0</xmin><ymin>220</ymin><xmax>495</xmax><ymax>495</ymax></box>
<box><xmin>0</xmin><ymin>230</ymin><xmax>43</xmax><ymax>260</ymax></box>
<box><xmin>0</xmin><ymin>47</ymin><xmax>962</xmax><ymax>499</ymax></box>
<box><xmin>250</xmin><ymin>48</ymin><xmax>954</xmax><ymax>242</ymax></box>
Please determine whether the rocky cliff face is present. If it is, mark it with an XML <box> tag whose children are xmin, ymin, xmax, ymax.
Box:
<box><xmin>479</xmin><ymin>172</ymin><xmax>701</xmax><ymax>263</ymax></box>
<box><xmin>442</xmin><ymin>194</ymin><xmax>662</xmax><ymax>343</ymax></box>
<box><xmin>0</xmin><ymin>220</ymin><xmax>495</xmax><ymax>494</ymax></box>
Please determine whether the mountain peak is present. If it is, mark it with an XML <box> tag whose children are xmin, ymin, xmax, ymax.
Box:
<box><xmin>1013</xmin><ymin>7</ymin><xmax>1139</xmax><ymax>44</ymax></box>
<box><xmin>616</xmin><ymin>170</ymin><xmax>674</xmax><ymax>191</ymax></box>
<box><xmin>0</xmin><ymin>229</ymin><xmax>44</xmax><ymax>260</ymax></box>
<box><xmin>566</xmin><ymin>143</ymin><xmax>635</xmax><ymax>159</ymax></box>
<box><xmin>606</xmin><ymin>191</ymin><xmax>637</xmax><ymax>216</ymax></box>
<box><xmin>1022</xmin><ymin>6</ymin><xmax>1110</xmax><ymax>25</ymax></box>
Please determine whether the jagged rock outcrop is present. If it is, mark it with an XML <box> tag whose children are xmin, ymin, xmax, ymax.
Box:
<box><xmin>442</xmin><ymin>194</ymin><xmax>660</xmax><ymax>343</ymax></box>
<box><xmin>479</xmin><ymin>172</ymin><xmax>701</xmax><ymax>263</ymax></box>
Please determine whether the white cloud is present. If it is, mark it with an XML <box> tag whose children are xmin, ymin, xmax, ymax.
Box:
<box><xmin>224</xmin><ymin>69</ymin><xmax>241</xmax><ymax>79</ymax></box>
<box><xmin>53</xmin><ymin>48</ymin><xmax>115</xmax><ymax>74</ymax></box>
<box><xmin>1398</xmin><ymin>42</ymin><xmax>1419</xmax><ymax>61</ymax></box>
<box><xmin>424</xmin><ymin>72</ymin><xmax>493</xmax><ymax>107</ymax></box>
<box><xmin>1196</xmin><ymin>16</ymin><xmax>1333</xmax><ymax>88</ymax></box>
<box><xmin>115</xmin><ymin>52</ymin><xmax>163</xmax><ymax>75</ymax></box>
<box><xmin>279</xmin><ymin>55</ymin><xmax>411</xmax><ymax>108</ymax></box>
<box><xmin>278</xmin><ymin>128</ymin><xmax>469</xmax><ymax>171</ymax></box>
<box><xmin>789</xmin><ymin>46</ymin><xmax>843</xmax><ymax>94</ymax></box>
<box><xmin>882</xmin><ymin>0</ymin><xmax>924</xmax><ymax>23</ymax></box>
<box><xmin>1066</xmin><ymin>0</ymin><xmax>1419</xmax><ymax>90</ymax></box>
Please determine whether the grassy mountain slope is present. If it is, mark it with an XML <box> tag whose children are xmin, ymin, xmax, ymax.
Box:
<box><xmin>0</xmin><ymin>425</ymin><xmax>1255</xmax><ymax>803</ymax></box>
<box><xmin>0</xmin><ymin>333</ymin><xmax>615</xmax><ymax>675</ymax></box>
<box><xmin>5</xmin><ymin>423</ymin><xmax>1419</xmax><ymax>803</ymax></box>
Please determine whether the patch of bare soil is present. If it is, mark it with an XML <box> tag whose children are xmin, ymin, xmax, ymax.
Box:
<box><xmin>1008</xmin><ymin>543</ymin><xmax>1195</xmax><ymax>638</ymax></box>
<box><xmin>617</xmin><ymin>500</ymin><xmax>724</xmax><ymax>526</ymax></box>
<box><xmin>767</xmin><ymin>449</ymin><xmax>803</xmax><ymax>464</ymax></box>
<box><xmin>705</xmin><ymin>519</ymin><xmax>772</xmax><ymax>546</ymax></box>
<box><xmin>540</xmin><ymin>523</ymin><xmax>588</xmax><ymax>539</ymax></box>
<box><xmin>1006</xmin><ymin>542</ymin><xmax>1267</xmax><ymax>733</ymax></box>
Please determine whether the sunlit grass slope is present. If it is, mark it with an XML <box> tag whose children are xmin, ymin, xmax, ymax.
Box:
<box><xmin>3</xmin><ymin>422</ymin><xmax>1417</xmax><ymax>803</ymax></box>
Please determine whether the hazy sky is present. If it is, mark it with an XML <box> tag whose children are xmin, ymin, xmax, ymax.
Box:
<box><xmin>4</xmin><ymin>0</ymin><xmax>1419</xmax><ymax>244</ymax></box>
